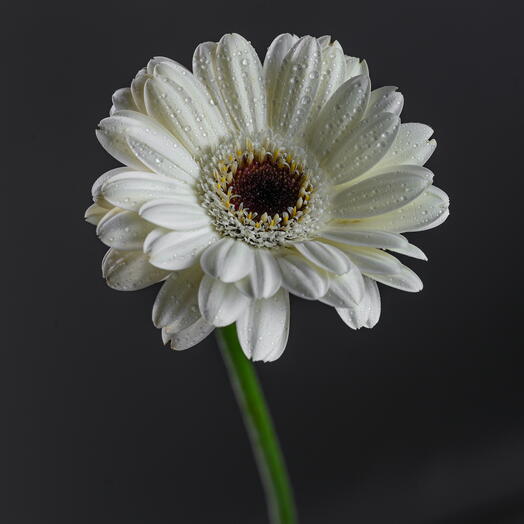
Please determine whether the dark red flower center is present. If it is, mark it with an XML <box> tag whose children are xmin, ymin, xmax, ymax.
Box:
<box><xmin>229</xmin><ymin>159</ymin><xmax>305</xmax><ymax>217</ymax></box>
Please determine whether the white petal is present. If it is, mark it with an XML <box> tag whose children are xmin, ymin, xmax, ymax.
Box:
<box><xmin>351</xmin><ymin>185</ymin><xmax>449</xmax><ymax>233</ymax></box>
<box><xmin>270</xmin><ymin>36</ymin><xmax>321</xmax><ymax>139</ymax></box>
<box><xmin>364</xmin><ymin>278</ymin><xmax>381</xmax><ymax>328</ymax></box>
<box><xmin>153</xmin><ymin>265</ymin><xmax>203</xmax><ymax>330</ymax></box>
<box><xmin>338</xmin><ymin>246</ymin><xmax>402</xmax><ymax>275</ymax></box>
<box><xmin>198</xmin><ymin>275</ymin><xmax>250</xmax><ymax>327</ymax></box>
<box><xmin>200</xmin><ymin>237</ymin><xmax>255</xmax><ymax>283</ymax></box>
<box><xmin>85</xmin><ymin>203</ymin><xmax>110</xmax><ymax>226</ymax></box>
<box><xmin>317</xmin><ymin>35</ymin><xmax>332</xmax><ymax>48</ymax></box>
<box><xmin>308</xmin><ymin>75</ymin><xmax>370</xmax><ymax>161</ymax></box>
<box><xmin>96</xmin><ymin>114</ymin><xmax>143</xmax><ymax>170</ymax></box>
<box><xmin>102</xmin><ymin>170</ymin><xmax>193</xmax><ymax>211</ymax></box>
<box><xmin>304</xmin><ymin>40</ymin><xmax>346</xmax><ymax>131</ymax></box>
<box><xmin>366</xmin><ymin>264</ymin><xmax>423</xmax><ymax>292</ymax></box>
<box><xmin>124</xmin><ymin>130</ymin><xmax>197</xmax><ymax>183</ymax></box>
<box><xmin>364</xmin><ymin>87</ymin><xmax>404</xmax><ymax>119</ymax></box>
<box><xmin>336</xmin><ymin>302</ymin><xmax>367</xmax><ymax>329</ymax></box>
<box><xmin>264</xmin><ymin>33</ymin><xmax>299</xmax><ymax>122</ymax></box>
<box><xmin>130</xmin><ymin>68</ymin><xmax>148</xmax><ymax>112</ymax></box>
<box><xmin>192</xmin><ymin>42</ymin><xmax>237</xmax><ymax>130</ymax></box>
<box><xmin>164</xmin><ymin>316</ymin><xmax>214</xmax><ymax>351</ymax></box>
<box><xmin>144</xmin><ymin>62</ymin><xmax>225</xmax><ymax>153</ymax></box>
<box><xmin>145</xmin><ymin>227</ymin><xmax>218</xmax><ymax>271</ymax></box>
<box><xmin>345</xmin><ymin>56</ymin><xmax>368</xmax><ymax>80</ymax></box>
<box><xmin>213</xmin><ymin>33</ymin><xmax>267</xmax><ymax>134</ymax></box>
<box><xmin>102</xmin><ymin>249</ymin><xmax>168</xmax><ymax>291</ymax></box>
<box><xmin>139</xmin><ymin>198</ymin><xmax>209</xmax><ymax>230</ymax></box>
<box><xmin>235</xmin><ymin>249</ymin><xmax>282</xmax><ymax>298</ymax></box>
<box><xmin>419</xmin><ymin>207</ymin><xmax>449</xmax><ymax>231</ymax></box>
<box><xmin>110</xmin><ymin>87</ymin><xmax>138</xmax><ymax>115</ymax></box>
<box><xmin>388</xmin><ymin>242</ymin><xmax>428</xmax><ymax>261</ymax></box>
<box><xmin>375</xmin><ymin>123</ymin><xmax>436</xmax><ymax>168</ymax></box>
<box><xmin>237</xmin><ymin>288</ymin><xmax>290</xmax><ymax>362</ymax></box>
<box><xmin>142</xmin><ymin>228</ymin><xmax>164</xmax><ymax>253</ymax></box>
<box><xmin>336</xmin><ymin>277</ymin><xmax>381</xmax><ymax>329</ymax></box>
<box><xmin>319</xmin><ymin>268</ymin><xmax>365</xmax><ymax>308</ymax></box>
<box><xmin>97</xmin><ymin>209</ymin><xmax>154</xmax><ymax>250</ymax></box>
<box><xmin>319</xmin><ymin>226</ymin><xmax>408</xmax><ymax>250</ymax></box>
<box><xmin>146</xmin><ymin>56</ymin><xmax>180</xmax><ymax>75</ymax></box>
<box><xmin>277</xmin><ymin>253</ymin><xmax>329</xmax><ymax>300</ymax></box>
<box><xmin>91</xmin><ymin>167</ymin><xmax>128</xmax><ymax>207</ymax></box>
<box><xmin>294</xmin><ymin>241</ymin><xmax>352</xmax><ymax>275</ymax></box>
<box><xmin>97</xmin><ymin>111</ymin><xmax>198</xmax><ymax>182</ymax></box>
<box><xmin>332</xmin><ymin>165</ymin><xmax>434</xmax><ymax>219</ymax></box>
<box><xmin>325</xmin><ymin>112</ymin><xmax>400</xmax><ymax>185</ymax></box>
<box><xmin>153</xmin><ymin>60</ymin><xmax>228</xmax><ymax>138</ymax></box>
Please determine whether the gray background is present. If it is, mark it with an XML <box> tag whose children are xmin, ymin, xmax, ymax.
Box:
<box><xmin>4</xmin><ymin>1</ymin><xmax>523</xmax><ymax>523</ymax></box>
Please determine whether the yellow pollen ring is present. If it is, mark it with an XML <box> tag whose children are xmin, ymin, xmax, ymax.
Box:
<box><xmin>207</xmin><ymin>141</ymin><xmax>315</xmax><ymax>236</ymax></box>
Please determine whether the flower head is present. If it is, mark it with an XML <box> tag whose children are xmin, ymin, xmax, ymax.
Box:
<box><xmin>86</xmin><ymin>33</ymin><xmax>449</xmax><ymax>361</ymax></box>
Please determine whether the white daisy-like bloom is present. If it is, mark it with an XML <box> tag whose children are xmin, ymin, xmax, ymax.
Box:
<box><xmin>86</xmin><ymin>33</ymin><xmax>449</xmax><ymax>362</ymax></box>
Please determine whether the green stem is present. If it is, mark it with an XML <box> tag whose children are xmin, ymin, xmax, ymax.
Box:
<box><xmin>217</xmin><ymin>324</ymin><xmax>298</xmax><ymax>524</ymax></box>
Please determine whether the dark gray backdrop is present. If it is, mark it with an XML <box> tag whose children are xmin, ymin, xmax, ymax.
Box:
<box><xmin>4</xmin><ymin>2</ymin><xmax>523</xmax><ymax>523</ymax></box>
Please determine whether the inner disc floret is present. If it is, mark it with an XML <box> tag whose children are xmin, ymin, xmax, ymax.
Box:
<box><xmin>230</xmin><ymin>158</ymin><xmax>308</xmax><ymax>218</ymax></box>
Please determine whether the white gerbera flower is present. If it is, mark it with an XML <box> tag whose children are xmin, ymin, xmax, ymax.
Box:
<box><xmin>86</xmin><ymin>33</ymin><xmax>449</xmax><ymax>362</ymax></box>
